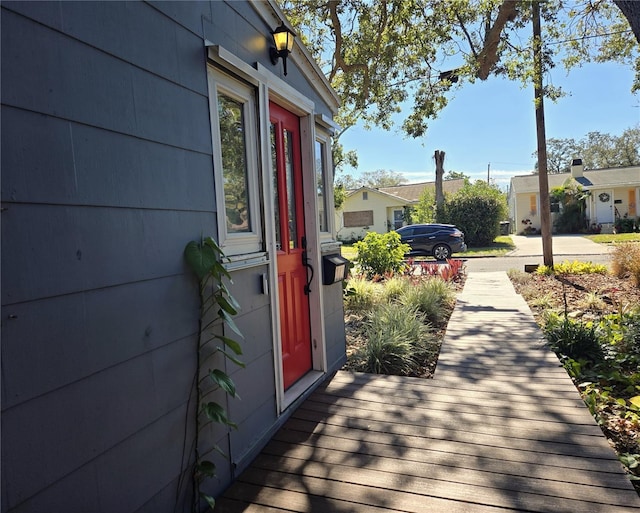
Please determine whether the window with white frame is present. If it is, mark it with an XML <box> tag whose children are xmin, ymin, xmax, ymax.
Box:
<box><xmin>208</xmin><ymin>67</ymin><xmax>262</xmax><ymax>255</ymax></box>
<box><xmin>315</xmin><ymin>135</ymin><xmax>332</xmax><ymax>233</ymax></box>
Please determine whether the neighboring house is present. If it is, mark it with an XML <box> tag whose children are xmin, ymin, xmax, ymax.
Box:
<box><xmin>1</xmin><ymin>2</ymin><xmax>345</xmax><ymax>512</ymax></box>
<box><xmin>509</xmin><ymin>161</ymin><xmax>640</xmax><ymax>234</ymax></box>
<box><xmin>336</xmin><ymin>179</ymin><xmax>466</xmax><ymax>241</ymax></box>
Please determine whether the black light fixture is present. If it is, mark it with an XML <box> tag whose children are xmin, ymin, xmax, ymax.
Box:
<box><xmin>270</xmin><ymin>22</ymin><xmax>295</xmax><ymax>76</ymax></box>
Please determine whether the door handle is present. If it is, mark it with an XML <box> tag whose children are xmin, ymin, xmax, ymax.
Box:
<box><xmin>301</xmin><ymin>237</ymin><xmax>314</xmax><ymax>295</ymax></box>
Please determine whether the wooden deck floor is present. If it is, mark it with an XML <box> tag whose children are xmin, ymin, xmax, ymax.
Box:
<box><xmin>216</xmin><ymin>273</ymin><xmax>640</xmax><ymax>512</ymax></box>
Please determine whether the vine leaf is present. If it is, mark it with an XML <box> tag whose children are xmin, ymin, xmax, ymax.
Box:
<box><xmin>220</xmin><ymin>309</ymin><xmax>243</xmax><ymax>337</ymax></box>
<box><xmin>217</xmin><ymin>295</ymin><xmax>239</xmax><ymax>316</ymax></box>
<box><xmin>203</xmin><ymin>401</ymin><xmax>238</xmax><ymax>429</ymax></box>
<box><xmin>200</xmin><ymin>492</ymin><xmax>216</xmax><ymax>510</ymax></box>
<box><xmin>219</xmin><ymin>348</ymin><xmax>246</xmax><ymax>368</ymax></box>
<box><xmin>210</xmin><ymin>369</ymin><xmax>239</xmax><ymax>398</ymax></box>
<box><xmin>184</xmin><ymin>240</ymin><xmax>218</xmax><ymax>282</ymax></box>
<box><xmin>197</xmin><ymin>460</ymin><xmax>217</xmax><ymax>478</ymax></box>
<box><xmin>219</xmin><ymin>336</ymin><xmax>243</xmax><ymax>356</ymax></box>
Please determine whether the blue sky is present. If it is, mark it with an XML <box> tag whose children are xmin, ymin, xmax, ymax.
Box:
<box><xmin>339</xmin><ymin>61</ymin><xmax>639</xmax><ymax>189</ymax></box>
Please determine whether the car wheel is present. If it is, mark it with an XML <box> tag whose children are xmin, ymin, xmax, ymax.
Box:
<box><xmin>433</xmin><ymin>244</ymin><xmax>451</xmax><ymax>261</ymax></box>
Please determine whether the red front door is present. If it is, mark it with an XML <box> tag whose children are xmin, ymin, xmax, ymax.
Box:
<box><xmin>269</xmin><ymin>102</ymin><xmax>312</xmax><ymax>390</ymax></box>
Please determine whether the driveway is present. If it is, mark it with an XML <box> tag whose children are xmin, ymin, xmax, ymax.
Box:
<box><xmin>465</xmin><ymin>234</ymin><xmax>612</xmax><ymax>273</ymax></box>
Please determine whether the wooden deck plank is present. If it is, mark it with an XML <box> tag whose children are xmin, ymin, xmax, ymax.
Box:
<box><xmin>313</xmin><ymin>386</ymin><xmax>600</xmax><ymax>427</ymax></box>
<box><xmin>294</xmin><ymin>400</ymin><xmax>613</xmax><ymax>453</ymax></box>
<box><xmin>216</xmin><ymin>272</ymin><xmax>640</xmax><ymax>511</ymax></box>
<box><xmin>279</xmin><ymin>416</ymin><xmax>624</xmax><ymax>473</ymax></box>
<box><xmin>230</xmin><ymin>467</ymin><xmax>532</xmax><ymax>513</ymax></box>
<box><xmin>298</xmin><ymin>398</ymin><xmax>606</xmax><ymax>442</ymax></box>
<box><xmin>321</xmin><ymin>376</ymin><xmax>588</xmax><ymax>411</ymax></box>
<box><xmin>329</xmin><ymin>370</ymin><xmax>586</xmax><ymax>402</ymax></box>
<box><xmin>263</xmin><ymin>436</ymin><xmax>633</xmax><ymax>490</ymax></box>
<box><xmin>250</xmin><ymin>453</ymin><xmax>639</xmax><ymax>512</ymax></box>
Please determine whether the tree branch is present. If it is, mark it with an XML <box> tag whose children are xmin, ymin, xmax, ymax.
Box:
<box><xmin>328</xmin><ymin>0</ymin><xmax>369</xmax><ymax>83</ymax></box>
<box><xmin>476</xmin><ymin>0</ymin><xmax>520</xmax><ymax>80</ymax></box>
<box><xmin>455</xmin><ymin>10</ymin><xmax>479</xmax><ymax>60</ymax></box>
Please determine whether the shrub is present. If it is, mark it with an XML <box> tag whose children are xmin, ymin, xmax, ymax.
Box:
<box><xmin>354</xmin><ymin>231</ymin><xmax>410</xmax><ymax>279</ymax></box>
<box><xmin>360</xmin><ymin>303</ymin><xmax>435</xmax><ymax>375</ymax></box>
<box><xmin>543</xmin><ymin>314</ymin><xmax>604</xmax><ymax>363</ymax></box>
<box><xmin>400</xmin><ymin>277</ymin><xmax>455</xmax><ymax>324</ymax></box>
<box><xmin>611</xmin><ymin>242</ymin><xmax>640</xmax><ymax>287</ymax></box>
<box><xmin>554</xmin><ymin>202</ymin><xmax>586</xmax><ymax>233</ymax></box>
<box><xmin>597</xmin><ymin>308</ymin><xmax>640</xmax><ymax>368</ymax></box>
<box><xmin>614</xmin><ymin>217</ymin><xmax>636</xmax><ymax>234</ymax></box>
<box><xmin>443</xmin><ymin>181</ymin><xmax>507</xmax><ymax>246</ymax></box>
<box><xmin>536</xmin><ymin>260</ymin><xmax>608</xmax><ymax>276</ymax></box>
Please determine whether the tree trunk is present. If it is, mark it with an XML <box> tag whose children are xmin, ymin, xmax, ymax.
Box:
<box><xmin>614</xmin><ymin>1</ymin><xmax>640</xmax><ymax>44</ymax></box>
<box><xmin>533</xmin><ymin>2</ymin><xmax>553</xmax><ymax>268</ymax></box>
<box><xmin>434</xmin><ymin>150</ymin><xmax>445</xmax><ymax>217</ymax></box>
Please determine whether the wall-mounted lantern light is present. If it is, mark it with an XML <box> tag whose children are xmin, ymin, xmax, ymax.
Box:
<box><xmin>270</xmin><ymin>22</ymin><xmax>295</xmax><ymax>76</ymax></box>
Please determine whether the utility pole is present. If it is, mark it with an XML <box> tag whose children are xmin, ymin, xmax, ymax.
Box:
<box><xmin>533</xmin><ymin>1</ymin><xmax>553</xmax><ymax>267</ymax></box>
<box><xmin>487</xmin><ymin>162</ymin><xmax>490</xmax><ymax>184</ymax></box>
<box><xmin>434</xmin><ymin>150</ymin><xmax>445</xmax><ymax>220</ymax></box>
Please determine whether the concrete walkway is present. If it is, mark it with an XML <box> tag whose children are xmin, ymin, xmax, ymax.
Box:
<box><xmin>507</xmin><ymin>234</ymin><xmax>612</xmax><ymax>258</ymax></box>
<box><xmin>217</xmin><ymin>271</ymin><xmax>640</xmax><ymax>512</ymax></box>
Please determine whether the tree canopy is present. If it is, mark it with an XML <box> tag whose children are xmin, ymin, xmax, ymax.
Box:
<box><xmin>336</xmin><ymin>169</ymin><xmax>408</xmax><ymax>189</ymax></box>
<box><xmin>280</xmin><ymin>0</ymin><xmax>639</xmax><ymax>141</ymax></box>
<box><xmin>537</xmin><ymin>125</ymin><xmax>640</xmax><ymax>172</ymax></box>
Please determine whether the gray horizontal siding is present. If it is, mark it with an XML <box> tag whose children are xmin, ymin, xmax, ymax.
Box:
<box><xmin>2</xmin><ymin>275</ymin><xmax>199</xmax><ymax>408</ymax></box>
<box><xmin>2</xmin><ymin>204</ymin><xmax>214</xmax><ymax>304</ymax></box>
<box><xmin>3</xmin><ymin>1</ymin><xmax>208</xmax><ymax>95</ymax></box>
<box><xmin>1</xmin><ymin>8</ymin><xmax>210</xmax><ymax>153</ymax></box>
<box><xmin>2</xmin><ymin>107</ymin><xmax>214</xmax><ymax>210</ymax></box>
<box><xmin>6</xmin><ymin>405</ymin><xmax>195</xmax><ymax>513</ymax></box>
<box><xmin>2</xmin><ymin>337</ymin><xmax>194</xmax><ymax>507</ymax></box>
<box><xmin>1</xmin><ymin>3</ymin><xmax>218</xmax><ymax>511</ymax></box>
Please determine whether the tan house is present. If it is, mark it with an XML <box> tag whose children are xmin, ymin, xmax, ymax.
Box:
<box><xmin>336</xmin><ymin>179</ymin><xmax>466</xmax><ymax>241</ymax></box>
<box><xmin>509</xmin><ymin>161</ymin><xmax>640</xmax><ymax>234</ymax></box>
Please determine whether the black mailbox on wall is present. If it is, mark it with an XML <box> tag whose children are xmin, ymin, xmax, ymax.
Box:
<box><xmin>322</xmin><ymin>254</ymin><xmax>350</xmax><ymax>285</ymax></box>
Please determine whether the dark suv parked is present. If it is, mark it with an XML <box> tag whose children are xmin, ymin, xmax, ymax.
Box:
<box><xmin>396</xmin><ymin>223</ymin><xmax>467</xmax><ymax>260</ymax></box>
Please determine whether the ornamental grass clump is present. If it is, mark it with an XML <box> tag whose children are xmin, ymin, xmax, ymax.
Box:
<box><xmin>344</xmin><ymin>277</ymin><xmax>382</xmax><ymax>312</ymax></box>
<box><xmin>360</xmin><ymin>303</ymin><xmax>435</xmax><ymax>375</ymax></box>
<box><xmin>400</xmin><ymin>277</ymin><xmax>455</xmax><ymax>324</ymax></box>
<box><xmin>381</xmin><ymin>276</ymin><xmax>411</xmax><ymax>302</ymax></box>
<box><xmin>611</xmin><ymin>242</ymin><xmax>640</xmax><ymax>287</ymax></box>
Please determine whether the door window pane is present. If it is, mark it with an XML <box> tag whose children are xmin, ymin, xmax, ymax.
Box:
<box><xmin>284</xmin><ymin>129</ymin><xmax>298</xmax><ymax>249</ymax></box>
<box><xmin>270</xmin><ymin>123</ymin><xmax>282</xmax><ymax>250</ymax></box>
<box><xmin>218</xmin><ymin>93</ymin><xmax>250</xmax><ymax>233</ymax></box>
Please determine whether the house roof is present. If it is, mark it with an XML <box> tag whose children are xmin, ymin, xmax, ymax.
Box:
<box><xmin>347</xmin><ymin>179</ymin><xmax>466</xmax><ymax>204</ymax></box>
<box><xmin>510</xmin><ymin>166</ymin><xmax>640</xmax><ymax>194</ymax></box>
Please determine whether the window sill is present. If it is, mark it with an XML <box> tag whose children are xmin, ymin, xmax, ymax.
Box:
<box><xmin>224</xmin><ymin>252</ymin><xmax>269</xmax><ymax>271</ymax></box>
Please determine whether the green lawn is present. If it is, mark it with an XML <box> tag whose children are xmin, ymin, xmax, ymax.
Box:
<box><xmin>340</xmin><ymin>244</ymin><xmax>357</xmax><ymax>260</ymax></box>
<box><xmin>584</xmin><ymin>232</ymin><xmax>640</xmax><ymax>244</ymax></box>
<box><xmin>464</xmin><ymin>235</ymin><xmax>515</xmax><ymax>256</ymax></box>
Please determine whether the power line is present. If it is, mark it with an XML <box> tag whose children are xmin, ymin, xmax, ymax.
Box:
<box><xmin>546</xmin><ymin>29</ymin><xmax>633</xmax><ymax>46</ymax></box>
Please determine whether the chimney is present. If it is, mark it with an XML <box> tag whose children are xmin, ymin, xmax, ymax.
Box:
<box><xmin>571</xmin><ymin>158</ymin><xmax>583</xmax><ymax>178</ymax></box>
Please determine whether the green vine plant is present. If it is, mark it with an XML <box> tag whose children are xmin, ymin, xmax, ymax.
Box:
<box><xmin>184</xmin><ymin>236</ymin><xmax>244</xmax><ymax>511</ymax></box>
